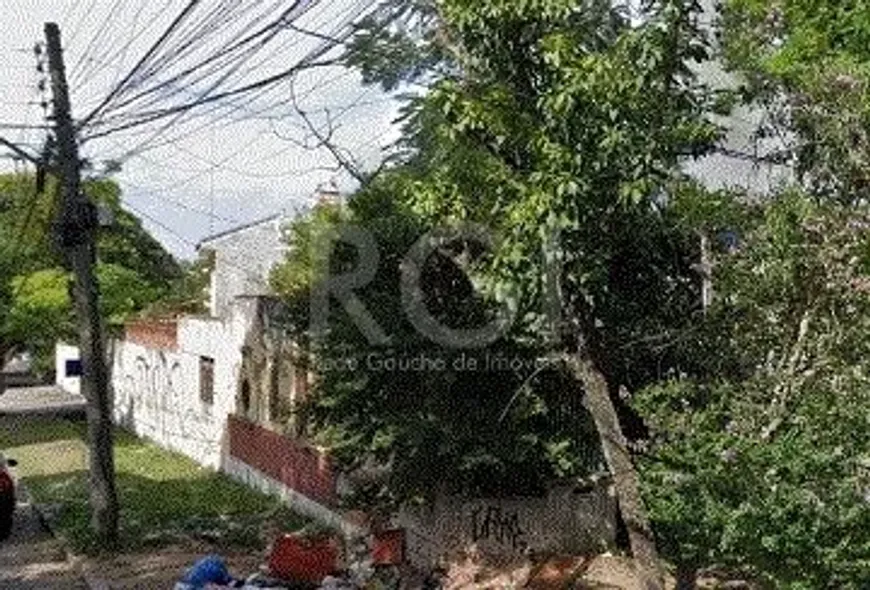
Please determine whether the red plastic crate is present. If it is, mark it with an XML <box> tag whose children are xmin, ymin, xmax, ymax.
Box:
<box><xmin>268</xmin><ymin>534</ymin><xmax>339</xmax><ymax>583</ymax></box>
<box><xmin>371</xmin><ymin>529</ymin><xmax>405</xmax><ymax>566</ymax></box>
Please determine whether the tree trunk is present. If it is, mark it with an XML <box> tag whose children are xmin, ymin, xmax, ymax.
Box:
<box><xmin>567</xmin><ymin>352</ymin><xmax>663</xmax><ymax>590</ymax></box>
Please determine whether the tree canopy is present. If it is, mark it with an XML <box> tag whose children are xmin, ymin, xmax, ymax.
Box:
<box><xmin>0</xmin><ymin>172</ymin><xmax>181</xmax><ymax>374</ymax></box>
<box><xmin>275</xmin><ymin>0</ymin><xmax>870</xmax><ymax>586</ymax></box>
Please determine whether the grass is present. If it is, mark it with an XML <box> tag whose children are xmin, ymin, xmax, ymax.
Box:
<box><xmin>0</xmin><ymin>414</ymin><xmax>311</xmax><ymax>554</ymax></box>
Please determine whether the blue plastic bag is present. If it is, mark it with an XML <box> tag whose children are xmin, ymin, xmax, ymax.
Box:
<box><xmin>176</xmin><ymin>554</ymin><xmax>241</xmax><ymax>588</ymax></box>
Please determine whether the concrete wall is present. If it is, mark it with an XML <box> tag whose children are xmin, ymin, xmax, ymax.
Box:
<box><xmin>124</xmin><ymin>319</ymin><xmax>179</xmax><ymax>350</ymax></box>
<box><xmin>396</xmin><ymin>480</ymin><xmax>617</xmax><ymax>569</ymax></box>
<box><xmin>199</xmin><ymin>217</ymin><xmax>288</xmax><ymax>318</ymax></box>
<box><xmin>56</xmin><ymin>304</ymin><xmax>257</xmax><ymax>468</ymax></box>
<box><xmin>111</xmin><ymin>303</ymin><xmax>258</xmax><ymax>468</ymax></box>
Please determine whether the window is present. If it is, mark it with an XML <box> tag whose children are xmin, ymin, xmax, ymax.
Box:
<box><xmin>65</xmin><ymin>359</ymin><xmax>83</xmax><ymax>377</ymax></box>
<box><xmin>199</xmin><ymin>356</ymin><xmax>215</xmax><ymax>404</ymax></box>
<box><xmin>240</xmin><ymin>379</ymin><xmax>251</xmax><ymax>416</ymax></box>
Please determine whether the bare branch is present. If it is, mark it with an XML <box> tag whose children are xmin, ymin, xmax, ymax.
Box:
<box><xmin>289</xmin><ymin>79</ymin><xmax>367</xmax><ymax>183</ymax></box>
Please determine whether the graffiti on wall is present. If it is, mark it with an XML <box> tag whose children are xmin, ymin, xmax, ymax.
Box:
<box><xmin>469</xmin><ymin>505</ymin><xmax>528</xmax><ymax>550</ymax></box>
<box><xmin>116</xmin><ymin>348</ymin><xmax>216</xmax><ymax>459</ymax></box>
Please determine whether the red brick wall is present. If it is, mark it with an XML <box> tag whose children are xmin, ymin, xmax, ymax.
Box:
<box><xmin>124</xmin><ymin>320</ymin><xmax>178</xmax><ymax>350</ymax></box>
<box><xmin>227</xmin><ymin>414</ymin><xmax>337</xmax><ymax>507</ymax></box>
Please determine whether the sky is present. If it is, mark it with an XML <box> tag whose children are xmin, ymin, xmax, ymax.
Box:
<box><xmin>0</xmin><ymin>0</ymin><xmax>402</xmax><ymax>260</ymax></box>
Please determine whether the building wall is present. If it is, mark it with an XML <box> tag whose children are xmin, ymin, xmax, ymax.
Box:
<box><xmin>222</xmin><ymin>455</ymin><xmax>354</xmax><ymax>535</ymax></box>
<box><xmin>111</xmin><ymin>308</ymin><xmax>253</xmax><ymax>469</ymax></box>
<box><xmin>396</xmin><ymin>481</ymin><xmax>617</xmax><ymax>569</ymax></box>
<box><xmin>124</xmin><ymin>319</ymin><xmax>179</xmax><ymax>350</ymax></box>
<box><xmin>53</xmin><ymin>299</ymin><xmax>348</xmax><ymax>531</ymax></box>
<box><xmin>55</xmin><ymin>342</ymin><xmax>81</xmax><ymax>396</ymax></box>
<box><xmin>686</xmin><ymin>0</ymin><xmax>792</xmax><ymax>196</ymax></box>
<box><xmin>222</xmin><ymin>414</ymin><xmax>346</xmax><ymax>530</ymax></box>
<box><xmin>200</xmin><ymin>217</ymin><xmax>288</xmax><ymax>318</ymax></box>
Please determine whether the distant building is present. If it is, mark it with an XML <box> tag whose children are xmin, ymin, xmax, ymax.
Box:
<box><xmin>197</xmin><ymin>213</ymin><xmax>290</xmax><ymax>319</ymax></box>
<box><xmin>686</xmin><ymin>0</ymin><xmax>792</xmax><ymax>196</ymax></box>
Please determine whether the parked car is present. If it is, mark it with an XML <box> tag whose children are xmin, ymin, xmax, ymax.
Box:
<box><xmin>0</xmin><ymin>453</ymin><xmax>17</xmax><ymax>540</ymax></box>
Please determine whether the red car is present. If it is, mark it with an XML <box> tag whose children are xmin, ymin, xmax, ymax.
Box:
<box><xmin>0</xmin><ymin>453</ymin><xmax>17</xmax><ymax>540</ymax></box>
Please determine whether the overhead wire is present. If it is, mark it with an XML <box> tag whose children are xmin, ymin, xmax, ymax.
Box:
<box><xmin>70</xmin><ymin>0</ymin><xmax>176</xmax><ymax>92</ymax></box>
<box><xmin>78</xmin><ymin>0</ymin><xmax>203</xmax><ymax>130</ymax></box>
<box><xmin>95</xmin><ymin>65</ymin><xmax>381</xmax><ymax>179</ymax></box>
<box><xmin>1</xmin><ymin>48</ymin><xmax>53</xmax><ymax>295</ymax></box>
<box><xmin>122</xmin><ymin>199</ymin><xmax>299</xmax><ymax>287</ymax></box>
<box><xmin>137</xmin><ymin>0</ymin><xmax>283</xmax><ymax>74</ymax></box>
<box><xmin>120</xmin><ymin>178</ymin><xmax>243</xmax><ymax>225</ymax></box>
<box><xmin>132</xmin><ymin>0</ymin><xmax>292</xmax><ymax>94</ymax></box>
<box><xmin>121</xmin><ymin>198</ymin><xmax>201</xmax><ymax>252</ymax></box>
<box><xmin>69</xmin><ymin>0</ymin><xmax>129</xmax><ymax>87</ymax></box>
<box><xmin>87</xmin><ymin>0</ymin><xmax>291</xmax><ymax>117</ymax></box>
<box><xmin>166</xmin><ymin>140</ymin><xmax>343</xmax><ymax>180</ymax></box>
<box><xmin>51</xmin><ymin>0</ymin><xmax>393</xmax><ymax>232</ymax></box>
<box><xmin>63</xmin><ymin>0</ymin><xmax>102</xmax><ymax>54</ymax></box>
<box><xmin>108</xmin><ymin>0</ymin><xmax>150</xmax><ymax>93</ymax></box>
<box><xmin>93</xmin><ymin>0</ymin><xmax>317</xmax><ymax>118</ymax></box>
<box><xmin>80</xmin><ymin>0</ymin><xmax>378</xmax><ymax>147</ymax></box>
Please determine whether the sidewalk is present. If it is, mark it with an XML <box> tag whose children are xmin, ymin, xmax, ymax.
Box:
<box><xmin>0</xmin><ymin>495</ymin><xmax>88</xmax><ymax>589</ymax></box>
<box><xmin>0</xmin><ymin>386</ymin><xmax>86</xmax><ymax>416</ymax></box>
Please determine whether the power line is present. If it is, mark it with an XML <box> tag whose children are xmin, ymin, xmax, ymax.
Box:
<box><xmin>121</xmin><ymin>178</ymin><xmax>243</xmax><ymax>225</ymax></box>
<box><xmin>118</xmin><ymin>0</ymin><xmax>304</xmax><ymax>112</ymax></box>
<box><xmin>121</xmin><ymin>198</ymin><xmax>200</xmax><ymax>250</ymax></box>
<box><xmin>69</xmin><ymin>0</ymin><xmax>129</xmax><ymax>87</ymax></box>
<box><xmin>79</xmin><ymin>0</ymin><xmax>203</xmax><ymax>130</ymax></box>
<box><xmin>78</xmin><ymin>0</ymin><xmax>379</xmax><ymax>149</ymax></box>
<box><xmin>82</xmin><ymin>0</ymin><xmax>300</xmax><ymax>122</ymax></box>
<box><xmin>70</xmin><ymin>0</ymin><xmax>174</xmax><ymax>91</ymax></box>
<box><xmin>0</xmin><ymin>123</ymin><xmax>51</xmax><ymax>130</ymax></box>
<box><xmin>82</xmin><ymin>55</ymin><xmax>341</xmax><ymax>143</ymax></box>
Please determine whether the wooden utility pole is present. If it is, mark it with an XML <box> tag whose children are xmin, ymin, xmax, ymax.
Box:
<box><xmin>45</xmin><ymin>22</ymin><xmax>119</xmax><ymax>546</ymax></box>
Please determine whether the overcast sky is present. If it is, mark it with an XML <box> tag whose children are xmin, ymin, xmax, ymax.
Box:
<box><xmin>0</xmin><ymin>0</ymin><xmax>401</xmax><ymax>260</ymax></box>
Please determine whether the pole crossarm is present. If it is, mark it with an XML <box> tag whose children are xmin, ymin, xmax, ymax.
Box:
<box><xmin>0</xmin><ymin>137</ymin><xmax>43</xmax><ymax>166</ymax></box>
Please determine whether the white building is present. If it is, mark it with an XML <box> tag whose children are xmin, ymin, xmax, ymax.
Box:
<box><xmin>198</xmin><ymin>213</ymin><xmax>292</xmax><ymax>319</ymax></box>
<box><xmin>686</xmin><ymin>0</ymin><xmax>792</xmax><ymax>196</ymax></box>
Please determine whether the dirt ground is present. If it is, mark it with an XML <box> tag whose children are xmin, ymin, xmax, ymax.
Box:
<box><xmin>78</xmin><ymin>541</ymin><xmax>267</xmax><ymax>589</ymax></box>
<box><xmin>442</xmin><ymin>553</ymin><xmax>651</xmax><ymax>589</ymax></box>
<box><xmin>0</xmin><ymin>502</ymin><xmax>87</xmax><ymax>590</ymax></box>
<box><xmin>441</xmin><ymin>552</ymin><xmax>753</xmax><ymax>589</ymax></box>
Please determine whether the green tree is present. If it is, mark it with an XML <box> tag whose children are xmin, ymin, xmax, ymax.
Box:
<box><xmin>626</xmin><ymin>4</ymin><xmax>870</xmax><ymax>586</ymax></box>
<box><xmin>276</xmin><ymin>1</ymin><xmax>732</xmax><ymax>585</ymax></box>
<box><xmin>143</xmin><ymin>249</ymin><xmax>214</xmax><ymax>317</ymax></box>
<box><xmin>0</xmin><ymin>173</ymin><xmax>58</xmax><ymax>364</ymax></box>
<box><xmin>272</xmin><ymin>184</ymin><xmax>602</xmax><ymax>507</ymax></box>
<box><xmin>0</xmin><ymin>173</ymin><xmax>180</xmax><ymax>374</ymax></box>
<box><xmin>722</xmin><ymin>0</ymin><xmax>870</xmax><ymax>203</ymax></box>
<box><xmin>636</xmin><ymin>194</ymin><xmax>870</xmax><ymax>588</ymax></box>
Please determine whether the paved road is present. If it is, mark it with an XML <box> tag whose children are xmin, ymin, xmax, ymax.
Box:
<box><xmin>0</xmin><ymin>491</ymin><xmax>87</xmax><ymax>589</ymax></box>
<box><xmin>0</xmin><ymin>386</ymin><xmax>86</xmax><ymax>416</ymax></box>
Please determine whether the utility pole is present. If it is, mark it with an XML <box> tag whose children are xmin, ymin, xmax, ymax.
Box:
<box><xmin>45</xmin><ymin>22</ymin><xmax>119</xmax><ymax>546</ymax></box>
